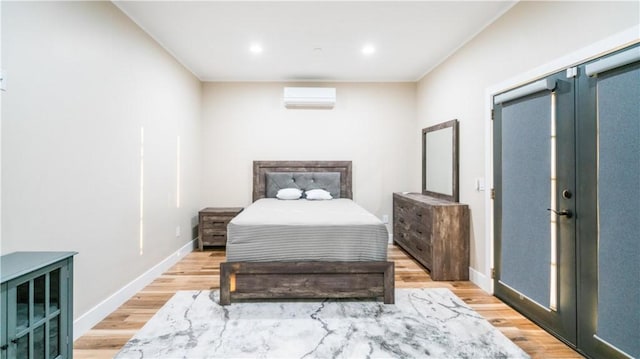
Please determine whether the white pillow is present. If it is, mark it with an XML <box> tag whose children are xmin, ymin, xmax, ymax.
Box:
<box><xmin>276</xmin><ymin>188</ymin><xmax>303</xmax><ymax>200</ymax></box>
<box><xmin>305</xmin><ymin>189</ymin><xmax>333</xmax><ymax>200</ymax></box>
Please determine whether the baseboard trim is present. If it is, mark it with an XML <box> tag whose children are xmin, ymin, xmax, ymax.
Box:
<box><xmin>73</xmin><ymin>239</ymin><xmax>196</xmax><ymax>341</ymax></box>
<box><xmin>469</xmin><ymin>267</ymin><xmax>492</xmax><ymax>294</ymax></box>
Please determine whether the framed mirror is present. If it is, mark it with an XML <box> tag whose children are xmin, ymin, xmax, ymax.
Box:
<box><xmin>422</xmin><ymin>119</ymin><xmax>459</xmax><ymax>202</ymax></box>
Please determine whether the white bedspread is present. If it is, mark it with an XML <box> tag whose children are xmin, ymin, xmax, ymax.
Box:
<box><xmin>226</xmin><ymin>199</ymin><xmax>389</xmax><ymax>262</ymax></box>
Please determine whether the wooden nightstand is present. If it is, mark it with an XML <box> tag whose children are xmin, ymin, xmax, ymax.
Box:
<box><xmin>198</xmin><ymin>207</ymin><xmax>243</xmax><ymax>250</ymax></box>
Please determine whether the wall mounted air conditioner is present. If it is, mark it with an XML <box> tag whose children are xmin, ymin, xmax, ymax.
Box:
<box><xmin>283</xmin><ymin>87</ymin><xmax>336</xmax><ymax>109</ymax></box>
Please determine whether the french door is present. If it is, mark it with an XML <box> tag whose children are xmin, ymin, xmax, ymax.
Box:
<box><xmin>493</xmin><ymin>44</ymin><xmax>639</xmax><ymax>359</ymax></box>
<box><xmin>493</xmin><ymin>69</ymin><xmax>577</xmax><ymax>344</ymax></box>
<box><xmin>575</xmin><ymin>45</ymin><xmax>639</xmax><ymax>359</ymax></box>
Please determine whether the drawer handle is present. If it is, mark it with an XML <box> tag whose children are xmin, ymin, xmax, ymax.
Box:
<box><xmin>417</xmin><ymin>230</ymin><xmax>422</xmax><ymax>235</ymax></box>
<box><xmin>416</xmin><ymin>245</ymin><xmax>424</xmax><ymax>251</ymax></box>
<box><xmin>416</xmin><ymin>213</ymin><xmax>422</xmax><ymax>218</ymax></box>
<box><xmin>399</xmin><ymin>218</ymin><xmax>405</xmax><ymax>223</ymax></box>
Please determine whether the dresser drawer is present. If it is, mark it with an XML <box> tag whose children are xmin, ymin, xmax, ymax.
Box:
<box><xmin>404</xmin><ymin>232</ymin><xmax>432</xmax><ymax>268</ymax></box>
<box><xmin>395</xmin><ymin>197</ymin><xmax>425</xmax><ymax>219</ymax></box>
<box><xmin>396</xmin><ymin>206</ymin><xmax>425</xmax><ymax>224</ymax></box>
<box><xmin>395</xmin><ymin>230</ymin><xmax>432</xmax><ymax>267</ymax></box>
<box><xmin>394</xmin><ymin>213</ymin><xmax>429</xmax><ymax>236</ymax></box>
<box><xmin>395</xmin><ymin>215</ymin><xmax>427</xmax><ymax>235</ymax></box>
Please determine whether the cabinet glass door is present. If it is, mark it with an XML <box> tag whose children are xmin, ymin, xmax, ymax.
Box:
<box><xmin>8</xmin><ymin>266</ymin><xmax>64</xmax><ymax>359</ymax></box>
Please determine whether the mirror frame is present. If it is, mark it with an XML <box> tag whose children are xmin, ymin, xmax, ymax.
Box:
<box><xmin>422</xmin><ymin>119</ymin><xmax>459</xmax><ymax>202</ymax></box>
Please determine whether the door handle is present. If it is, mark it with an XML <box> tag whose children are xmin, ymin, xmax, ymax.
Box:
<box><xmin>547</xmin><ymin>208</ymin><xmax>573</xmax><ymax>218</ymax></box>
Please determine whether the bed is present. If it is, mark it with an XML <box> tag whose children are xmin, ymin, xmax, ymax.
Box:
<box><xmin>219</xmin><ymin>161</ymin><xmax>395</xmax><ymax>305</ymax></box>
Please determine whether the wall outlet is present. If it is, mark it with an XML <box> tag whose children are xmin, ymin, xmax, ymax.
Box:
<box><xmin>175</xmin><ymin>225</ymin><xmax>181</xmax><ymax>237</ymax></box>
<box><xmin>382</xmin><ymin>214</ymin><xmax>389</xmax><ymax>224</ymax></box>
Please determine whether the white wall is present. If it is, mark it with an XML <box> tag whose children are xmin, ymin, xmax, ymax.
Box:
<box><xmin>201</xmin><ymin>82</ymin><xmax>418</xmax><ymax>226</ymax></box>
<box><xmin>1</xmin><ymin>1</ymin><xmax>202</xmax><ymax>320</ymax></box>
<box><xmin>416</xmin><ymin>1</ymin><xmax>640</xmax><ymax>286</ymax></box>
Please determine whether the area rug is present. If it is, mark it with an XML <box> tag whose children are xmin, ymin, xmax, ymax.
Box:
<box><xmin>115</xmin><ymin>288</ymin><xmax>529</xmax><ymax>358</ymax></box>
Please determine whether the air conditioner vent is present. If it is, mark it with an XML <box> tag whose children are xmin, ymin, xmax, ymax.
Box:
<box><xmin>283</xmin><ymin>87</ymin><xmax>336</xmax><ymax>109</ymax></box>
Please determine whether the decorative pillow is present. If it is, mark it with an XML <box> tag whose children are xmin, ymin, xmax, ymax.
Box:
<box><xmin>305</xmin><ymin>189</ymin><xmax>333</xmax><ymax>200</ymax></box>
<box><xmin>276</xmin><ymin>188</ymin><xmax>303</xmax><ymax>200</ymax></box>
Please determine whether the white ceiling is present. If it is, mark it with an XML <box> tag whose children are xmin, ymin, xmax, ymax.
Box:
<box><xmin>114</xmin><ymin>1</ymin><xmax>516</xmax><ymax>82</ymax></box>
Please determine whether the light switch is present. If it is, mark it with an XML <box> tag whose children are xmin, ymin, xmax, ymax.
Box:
<box><xmin>476</xmin><ymin>178</ymin><xmax>485</xmax><ymax>191</ymax></box>
<box><xmin>0</xmin><ymin>69</ymin><xmax>6</xmax><ymax>91</ymax></box>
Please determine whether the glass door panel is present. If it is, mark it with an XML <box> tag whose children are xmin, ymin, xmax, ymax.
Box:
<box><xmin>16</xmin><ymin>282</ymin><xmax>30</xmax><ymax>332</ymax></box>
<box><xmin>33</xmin><ymin>324</ymin><xmax>45</xmax><ymax>359</ymax></box>
<box><xmin>499</xmin><ymin>92</ymin><xmax>552</xmax><ymax>308</ymax></box>
<box><xmin>595</xmin><ymin>64</ymin><xmax>639</xmax><ymax>358</ymax></box>
<box><xmin>33</xmin><ymin>275</ymin><xmax>46</xmax><ymax>322</ymax></box>
<box><xmin>49</xmin><ymin>269</ymin><xmax>60</xmax><ymax>313</ymax></box>
<box><xmin>49</xmin><ymin>316</ymin><xmax>60</xmax><ymax>358</ymax></box>
<box><xmin>15</xmin><ymin>333</ymin><xmax>29</xmax><ymax>358</ymax></box>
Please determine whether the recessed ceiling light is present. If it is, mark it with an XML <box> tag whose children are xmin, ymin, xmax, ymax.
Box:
<box><xmin>362</xmin><ymin>44</ymin><xmax>375</xmax><ymax>55</ymax></box>
<box><xmin>249</xmin><ymin>44</ymin><xmax>263</xmax><ymax>54</ymax></box>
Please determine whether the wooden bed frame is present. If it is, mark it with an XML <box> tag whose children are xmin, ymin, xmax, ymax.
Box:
<box><xmin>219</xmin><ymin>160</ymin><xmax>395</xmax><ymax>305</ymax></box>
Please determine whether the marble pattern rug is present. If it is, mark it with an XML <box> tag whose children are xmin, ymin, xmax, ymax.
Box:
<box><xmin>116</xmin><ymin>288</ymin><xmax>529</xmax><ymax>359</ymax></box>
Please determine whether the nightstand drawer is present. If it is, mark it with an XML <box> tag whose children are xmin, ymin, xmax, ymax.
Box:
<box><xmin>201</xmin><ymin>234</ymin><xmax>227</xmax><ymax>246</ymax></box>
<box><xmin>202</xmin><ymin>227</ymin><xmax>227</xmax><ymax>236</ymax></box>
<box><xmin>201</xmin><ymin>217</ymin><xmax>230</xmax><ymax>229</ymax></box>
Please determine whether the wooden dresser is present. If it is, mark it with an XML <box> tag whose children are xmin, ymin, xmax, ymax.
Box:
<box><xmin>198</xmin><ymin>207</ymin><xmax>243</xmax><ymax>250</ymax></box>
<box><xmin>393</xmin><ymin>192</ymin><xmax>470</xmax><ymax>280</ymax></box>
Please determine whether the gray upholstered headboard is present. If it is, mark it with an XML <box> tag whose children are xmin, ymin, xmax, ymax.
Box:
<box><xmin>253</xmin><ymin>161</ymin><xmax>353</xmax><ymax>202</ymax></box>
<box><xmin>265</xmin><ymin>172</ymin><xmax>341</xmax><ymax>199</ymax></box>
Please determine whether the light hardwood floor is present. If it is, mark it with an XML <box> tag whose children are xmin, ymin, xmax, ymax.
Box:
<box><xmin>73</xmin><ymin>245</ymin><xmax>583</xmax><ymax>358</ymax></box>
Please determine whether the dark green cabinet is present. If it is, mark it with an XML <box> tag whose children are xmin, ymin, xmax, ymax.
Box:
<box><xmin>1</xmin><ymin>252</ymin><xmax>76</xmax><ymax>359</ymax></box>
